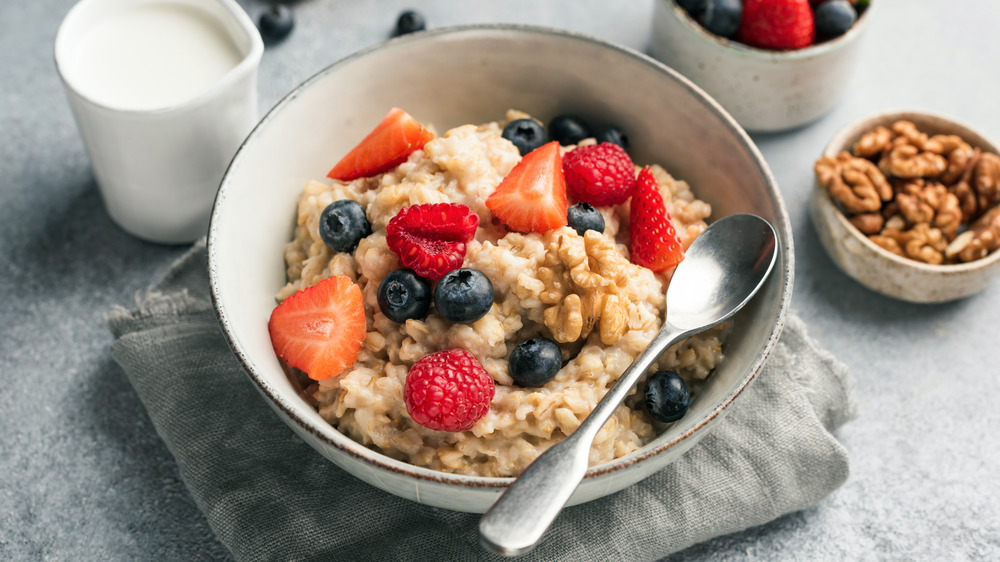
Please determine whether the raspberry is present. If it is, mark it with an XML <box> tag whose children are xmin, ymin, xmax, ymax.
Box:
<box><xmin>386</xmin><ymin>203</ymin><xmax>479</xmax><ymax>279</ymax></box>
<box><xmin>562</xmin><ymin>142</ymin><xmax>637</xmax><ymax>206</ymax></box>
<box><xmin>404</xmin><ymin>349</ymin><xmax>495</xmax><ymax>432</ymax></box>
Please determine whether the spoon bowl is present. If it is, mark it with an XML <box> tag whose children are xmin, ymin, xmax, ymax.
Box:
<box><xmin>479</xmin><ymin>213</ymin><xmax>779</xmax><ymax>555</ymax></box>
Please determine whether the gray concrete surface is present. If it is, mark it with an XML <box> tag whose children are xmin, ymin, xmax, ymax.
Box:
<box><xmin>2</xmin><ymin>0</ymin><xmax>997</xmax><ymax>559</ymax></box>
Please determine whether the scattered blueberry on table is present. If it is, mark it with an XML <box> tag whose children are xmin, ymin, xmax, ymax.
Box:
<box><xmin>394</xmin><ymin>10</ymin><xmax>426</xmax><ymax>36</ymax></box>
<box><xmin>259</xmin><ymin>5</ymin><xmax>295</xmax><ymax>44</ymax></box>
<box><xmin>508</xmin><ymin>337</ymin><xmax>563</xmax><ymax>387</ymax></box>
<box><xmin>502</xmin><ymin>118</ymin><xmax>548</xmax><ymax>155</ymax></box>
<box><xmin>319</xmin><ymin>199</ymin><xmax>372</xmax><ymax>253</ymax></box>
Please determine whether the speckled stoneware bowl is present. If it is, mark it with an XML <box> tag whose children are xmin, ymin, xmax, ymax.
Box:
<box><xmin>208</xmin><ymin>25</ymin><xmax>793</xmax><ymax>513</ymax></box>
<box><xmin>810</xmin><ymin>110</ymin><xmax>1000</xmax><ymax>302</ymax></box>
<box><xmin>650</xmin><ymin>0</ymin><xmax>875</xmax><ymax>132</ymax></box>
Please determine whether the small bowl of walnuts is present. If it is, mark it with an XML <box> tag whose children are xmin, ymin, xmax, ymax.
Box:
<box><xmin>810</xmin><ymin>111</ymin><xmax>1000</xmax><ymax>302</ymax></box>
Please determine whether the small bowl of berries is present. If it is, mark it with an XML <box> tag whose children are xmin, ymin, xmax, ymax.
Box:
<box><xmin>651</xmin><ymin>0</ymin><xmax>875</xmax><ymax>132</ymax></box>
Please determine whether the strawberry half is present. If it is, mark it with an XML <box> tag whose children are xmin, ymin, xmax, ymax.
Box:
<box><xmin>327</xmin><ymin>107</ymin><xmax>435</xmax><ymax>181</ymax></box>
<box><xmin>486</xmin><ymin>141</ymin><xmax>568</xmax><ymax>234</ymax></box>
<box><xmin>737</xmin><ymin>0</ymin><xmax>815</xmax><ymax>50</ymax></box>
<box><xmin>629</xmin><ymin>167</ymin><xmax>685</xmax><ymax>273</ymax></box>
<box><xmin>386</xmin><ymin>203</ymin><xmax>480</xmax><ymax>280</ymax></box>
<box><xmin>267</xmin><ymin>276</ymin><xmax>366</xmax><ymax>381</ymax></box>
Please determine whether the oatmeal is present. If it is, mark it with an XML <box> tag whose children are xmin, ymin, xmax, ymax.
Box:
<box><xmin>272</xmin><ymin>110</ymin><xmax>725</xmax><ymax>477</ymax></box>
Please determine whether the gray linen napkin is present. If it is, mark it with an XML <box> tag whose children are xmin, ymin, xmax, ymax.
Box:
<box><xmin>107</xmin><ymin>239</ymin><xmax>855</xmax><ymax>562</ymax></box>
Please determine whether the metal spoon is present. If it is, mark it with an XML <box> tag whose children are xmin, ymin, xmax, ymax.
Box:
<box><xmin>478</xmin><ymin>213</ymin><xmax>778</xmax><ymax>556</ymax></box>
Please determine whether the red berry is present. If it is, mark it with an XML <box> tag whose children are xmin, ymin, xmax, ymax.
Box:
<box><xmin>267</xmin><ymin>276</ymin><xmax>366</xmax><ymax>381</ymax></box>
<box><xmin>486</xmin><ymin>141</ymin><xmax>568</xmax><ymax>234</ymax></box>
<box><xmin>327</xmin><ymin>107</ymin><xmax>435</xmax><ymax>181</ymax></box>
<box><xmin>563</xmin><ymin>142</ymin><xmax>638</xmax><ymax>206</ymax></box>
<box><xmin>404</xmin><ymin>349</ymin><xmax>495</xmax><ymax>432</ymax></box>
<box><xmin>737</xmin><ymin>0</ymin><xmax>815</xmax><ymax>50</ymax></box>
<box><xmin>386</xmin><ymin>203</ymin><xmax>479</xmax><ymax>280</ymax></box>
<box><xmin>629</xmin><ymin>167</ymin><xmax>685</xmax><ymax>273</ymax></box>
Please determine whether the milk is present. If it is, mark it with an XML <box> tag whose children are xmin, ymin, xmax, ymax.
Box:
<box><xmin>69</xmin><ymin>2</ymin><xmax>243</xmax><ymax>110</ymax></box>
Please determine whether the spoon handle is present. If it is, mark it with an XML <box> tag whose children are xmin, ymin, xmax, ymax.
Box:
<box><xmin>478</xmin><ymin>321</ymin><xmax>690</xmax><ymax>556</ymax></box>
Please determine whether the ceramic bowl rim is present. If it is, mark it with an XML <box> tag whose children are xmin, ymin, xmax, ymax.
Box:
<box><xmin>208</xmin><ymin>23</ymin><xmax>793</xmax><ymax>491</ymax></box>
<box><xmin>816</xmin><ymin>109</ymin><xmax>1000</xmax><ymax>274</ymax></box>
<box><xmin>661</xmin><ymin>0</ymin><xmax>875</xmax><ymax>61</ymax></box>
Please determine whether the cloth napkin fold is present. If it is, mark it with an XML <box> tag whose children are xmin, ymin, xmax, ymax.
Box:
<box><xmin>107</xmin><ymin>239</ymin><xmax>855</xmax><ymax>562</ymax></box>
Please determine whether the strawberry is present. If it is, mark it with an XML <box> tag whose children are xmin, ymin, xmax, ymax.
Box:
<box><xmin>386</xmin><ymin>203</ymin><xmax>480</xmax><ymax>279</ymax></box>
<box><xmin>562</xmin><ymin>142</ymin><xmax>638</xmax><ymax>206</ymax></box>
<box><xmin>737</xmin><ymin>0</ymin><xmax>815</xmax><ymax>50</ymax></box>
<box><xmin>327</xmin><ymin>107</ymin><xmax>435</xmax><ymax>181</ymax></box>
<box><xmin>267</xmin><ymin>276</ymin><xmax>366</xmax><ymax>381</ymax></box>
<box><xmin>629</xmin><ymin>167</ymin><xmax>685</xmax><ymax>273</ymax></box>
<box><xmin>485</xmin><ymin>141</ymin><xmax>568</xmax><ymax>233</ymax></box>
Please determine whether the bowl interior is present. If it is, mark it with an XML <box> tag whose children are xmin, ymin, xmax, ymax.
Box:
<box><xmin>209</xmin><ymin>25</ymin><xmax>792</xmax><ymax>495</ymax></box>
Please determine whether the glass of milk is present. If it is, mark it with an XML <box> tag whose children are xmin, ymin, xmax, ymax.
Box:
<box><xmin>55</xmin><ymin>0</ymin><xmax>264</xmax><ymax>244</ymax></box>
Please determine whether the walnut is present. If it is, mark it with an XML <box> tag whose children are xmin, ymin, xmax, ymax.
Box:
<box><xmin>880</xmin><ymin>143</ymin><xmax>948</xmax><ymax>179</ymax></box>
<box><xmin>932</xmin><ymin>135</ymin><xmax>976</xmax><ymax>185</ymax></box>
<box><xmin>853</xmin><ymin>125</ymin><xmax>894</xmax><ymax>158</ymax></box>
<box><xmin>946</xmin><ymin>205</ymin><xmax>1000</xmax><ymax>263</ymax></box>
<box><xmin>871</xmin><ymin>223</ymin><xmax>948</xmax><ymax>264</ymax></box>
<box><xmin>539</xmin><ymin>229</ymin><xmax>634</xmax><ymax>343</ymax></box>
<box><xmin>849</xmin><ymin>213</ymin><xmax>884</xmax><ymax>235</ymax></box>
<box><xmin>815</xmin><ymin>152</ymin><xmax>893</xmax><ymax>214</ymax></box>
<box><xmin>893</xmin><ymin>179</ymin><xmax>962</xmax><ymax>240</ymax></box>
<box><xmin>973</xmin><ymin>152</ymin><xmax>1000</xmax><ymax>213</ymax></box>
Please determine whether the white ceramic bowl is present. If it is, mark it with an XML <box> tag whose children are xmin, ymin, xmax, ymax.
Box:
<box><xmin>650</xmin><ymin>0</ymin><xmax>875</xmax><ymax>132</ymax></box>
<box><xmin>208</xmin><ymin>25</ymin><xmax>793</xmax><ymax>513</ymax></box>
<box><xmin>811</xmin><ymin>110</ymin><xmax>1000</xmax><ymax>303</ymax></box>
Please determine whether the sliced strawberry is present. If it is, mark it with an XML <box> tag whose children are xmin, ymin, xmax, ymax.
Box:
<box><xmin>327</xmin><ymin>107</ymin><xmax>435</xmax><ymax>181</ymax></box>
<box><xmin>267</xmin><ymin>276</ymin><xmax>366</xmax><ymax>381</ymax></box>
<box><xmin>386</xmin><ymin>203</ymin><xmax>480</xmax><ymax>279</ymax></box>
<box><xmin>629</xmin><ymin>167</ymin><xmax>685</xmax><ymax>273</ymax></box>
<box><xmin>486</xmin><ymin>141</ymin><xmax>568</xmax><ymax>233</ymax></box>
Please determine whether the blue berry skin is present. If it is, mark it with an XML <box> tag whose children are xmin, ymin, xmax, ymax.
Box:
<box><xmin>394</xmin><ymin>10</ymin><xmax>426</xmax><ymax>36</ymax></box>
<box><xmin>259</xmin><ymin>5</ymin><xmax>294</xmax><ymax>44</ymax></box>
<box><xmin>377</xmin><ymin>269</ymin><xmax>431</xmax><ymax>323</ymax></box>
<box><xmin>433</xmin><ymin>268</ymin><xmax>494</xmax><ymax>324</ymax></box>
<box><xmin>700</xmin><ymin>0</ymin><xmax>742</xmax><ymax>38</ymax></box>
<box><xmin>815</xmin><ymin>0</ymin><xmax>857</xmax><ymax>38</ymax></box>
<box><xmin>319</xmin><ymin>200</ymin><xmax>372</xmax><ymax>253</ymax></box>
<box><xmin>644</xmin><ymin>370</ymin><xmax>690</xmax><ymax>423</ymax></box>
<box><xmin>595</xmin><ymin>126</ymin><xmax>630</xmax><ymax>151</ymax></box>
<box><xmin>508</xmin><ymin>337</ymin><xmax>562</xmax><ymax>387</ymax></box>
<box><xmin>566</xmin><ymin>202</ymin><xmax>605</xmax><ymax>236</ymax></box>
<box><xmin>548</xmin><ymin>114</ymin><xmax>592</xmax><ymax>146</ymax></box>
<box><xmin>502</xmin><ymin>119</ymin><xmax>547</xmax><ymax>155</ymax></box>
<box><xmin>677</xmin><ymin>0</ymin><xmax>708</xmax><ymax>19</ymax></box>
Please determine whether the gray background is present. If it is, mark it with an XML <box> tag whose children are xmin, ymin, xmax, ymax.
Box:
<box><xmin>2</xmin><ymin>0</ymin><xmax>997</xmax><ymax>559</ymax></box>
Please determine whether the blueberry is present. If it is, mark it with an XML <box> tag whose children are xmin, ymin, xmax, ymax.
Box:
<box><xmin>548</xmin><ymin>114</ymin><xmax>592</xmax><ymax>146</ymax></box>
<box><xmin>394</xmin><ymin>10</ymin><xmax>426</xmax><ymax>36</ymax></box>
<box><xmin>815</xmin><ymin>0</ymin><xmax>857</xmax><ymax>38</ymax></box>
<box><xmin>595</xmin><ymin>126</ymin><xmax>630</xmax><ymax>151</ymax></box>
<box><xmin>433</xmin><ymin>268</ymin><xmax>494</xmax><ymax>324</ymax></box>
<box><xmin>319</xmin><ymin>200</ymin><xmax>371</xmax><ymax>253</ymax></box>
<box><xmin>699</xmin><ymin>0</ymin><xmax>742</xmax><ymax>38</ymax></box>
<box><xmin>502</xmin><ymin>119</ymin><xmax>547</xmax><ymax>155</ymax></box>
<box><xmin>377</xmin><ymin>269</ymin><xmax>431</xmax><ymax>323</ymax></box>
<box><xmin>566</xmin><ymin>202</ymin><xmax>605</xmax><ymax>236</ymax></box>
<box><xmin>259</xmin><ymin>5</ymin><xmax>294</xmax><ymax>44</ymax></box>
<box><xmin>676</xmin><ymin>0</ymin><xmax>708</xmax><ymax>19</ymax></box>
<box><xmin>508</xmin><ymin>337</ymin><xmax>562</xmax><ymax>387</ymax></box>
<box><xmin>644</xmin><ymin>370</ymin><xmax>690</xmax><ymax>423</ymax></box>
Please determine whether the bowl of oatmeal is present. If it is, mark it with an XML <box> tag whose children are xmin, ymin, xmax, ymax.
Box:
<box><xmin>811</xmin><ymin>110</ymin><xmax>1000</xmax><ymax>302</ymax></box>
<box><xmin>208</xmin><ymin>25</ymin><xmax>793</xmax><ymax>513</ymax></box>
